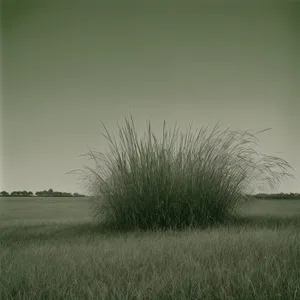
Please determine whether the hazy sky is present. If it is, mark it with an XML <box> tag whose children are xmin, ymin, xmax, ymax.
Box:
<box><xmin>2</xmin><ymin>0</ymin><xmax>299</xmax><ymax>194</ymax></box>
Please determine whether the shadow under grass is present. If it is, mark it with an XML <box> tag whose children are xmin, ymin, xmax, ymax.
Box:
<box><xmin>1</xmin><ymin>214</ymin><xmax>300</xmax><ymax>248</ymax></box>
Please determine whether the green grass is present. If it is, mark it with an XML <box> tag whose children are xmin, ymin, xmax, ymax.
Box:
<box><xmin>0</xmin><ymin>197</ymin><xmax>91</xmax><ymax>227</ymax></box>
<box><xmin>73</xmin><ymin>116</ymin><xmax>295</xmax><ymax>231</ymax></box>
<box><xmin>1</xmin><ymin>117</ymin><xmax>298</xmax><ymax>299</ymax></box>
<box><xmin>1</xmin><ymin>198</ymin><xmax>300</xmax><ymax>300</ymax></box>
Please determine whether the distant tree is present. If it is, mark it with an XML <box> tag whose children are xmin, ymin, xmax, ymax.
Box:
<box><xmin>35</xmin><ymin>190</ymin><xmax>48</xmax><ymax>197</ymax></box>
<box><xmin>11</xmin><ymin>191</ymin><xmax>22</xmax><ymax>196</ymax></box>
<box><xmin>254</xmin><ymin>192</ymin><xmax>300</xmax><ymax>200</ymax></box>
<box><xmin>73</xmin><ymin>192</ymin><xmax>86</xmax><ymax>197</ymax></box>
<box><xmin>0</xmin><ymin>191</ymin><xmax>10</xmax><ymax>196</ymax></box>
<box><xmin>20</xmin><ymin>191</ymin><xmax>34</xmax><ymax>196</ymax></box>
<box><xmin>7</xmin><ymin>189</ymin><xmax>84</xmax><ymax>197</ymax></box>
<box><xmin>62</xmin><ymin>192</ymin><xmax>72</xmax><ymax>197</ymax></box>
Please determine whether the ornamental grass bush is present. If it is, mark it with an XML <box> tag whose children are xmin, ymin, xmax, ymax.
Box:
<box><xmin>74</xmin><ymin>115</ymin><xmax>294</xmax><ymax>231</ymax></box>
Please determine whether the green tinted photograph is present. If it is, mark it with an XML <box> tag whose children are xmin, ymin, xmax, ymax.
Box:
<box><xmin>1</xmin><ymin>1</ymin><xmax>300</xmax><ymax>299</ymax></box>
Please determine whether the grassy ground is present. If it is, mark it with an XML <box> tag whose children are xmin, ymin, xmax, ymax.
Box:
<box><xmin>1</xmin><ymin>197</ymin><xmax>300</xmax><ymax>300</ymax></box>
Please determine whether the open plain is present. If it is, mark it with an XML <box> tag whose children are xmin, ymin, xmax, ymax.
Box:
<box><xmin>1</xmin><ymin>197</ymin><xmax>300</xmax><ymax>300</ymax></box>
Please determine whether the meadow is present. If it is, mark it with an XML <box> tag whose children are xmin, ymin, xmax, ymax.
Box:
<box><xmin>1</xmin><ymin>197</ymin><xmax>300</xmax><ymax>300</ymax></box>
<box><xmin>1</xmin><ymin>117</ymin><xmax>299</xmax><ymax>300</ymax></box>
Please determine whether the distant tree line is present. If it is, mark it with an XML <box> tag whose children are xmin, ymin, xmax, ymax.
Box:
<box><xmin>252</xmin><ymin>193</ymin><xmax>300</xmax><ymax>200</ymax></box>
<box><xmin>0</xmin><ymin>190</ymin><xmax>298</xmax><ymax>199</ymax></box>
<box><xmin>0</xmin><ymin>189</ymin><xmax>86</xmax><ymax>197</ymax></box>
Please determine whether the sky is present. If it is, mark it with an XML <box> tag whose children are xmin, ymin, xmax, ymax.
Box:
<box><xmin>1</xmin><ymin>0</ymin><xmax>299</xmax><ymax>195</ymax></box>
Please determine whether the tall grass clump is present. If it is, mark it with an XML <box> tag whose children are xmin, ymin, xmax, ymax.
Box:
<box><xmin>73</xmin><ymin>115</ymin><xmax>294</xmax><ymax>231</ymax></box>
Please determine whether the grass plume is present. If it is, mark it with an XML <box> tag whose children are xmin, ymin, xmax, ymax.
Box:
<box><xmin>72</xmin><ymin>115</ymin><xmax>295</xmax><ymax>231</ymax></box>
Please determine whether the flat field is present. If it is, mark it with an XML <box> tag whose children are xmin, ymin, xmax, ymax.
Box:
<box><xmin>1</xmin><ymin>197</ymin><xmax>300</xmax><ymax>300</ymax></box>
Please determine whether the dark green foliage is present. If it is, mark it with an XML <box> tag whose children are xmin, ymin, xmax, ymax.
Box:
<box><xmin>75</xmin><ymin>115</ymin><xmax>295</xmax><ymax>231</ymax></box>
<box><xmin>254</xmin><ymin>193</ymin><xmax>300</xmax><ymax>200</ymax></box>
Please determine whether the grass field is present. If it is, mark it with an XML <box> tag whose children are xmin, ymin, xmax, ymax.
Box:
<box><xmin>1</xmin><ymin>197</ymin><xmax>300</xmax><ymax>300</ymax></box>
